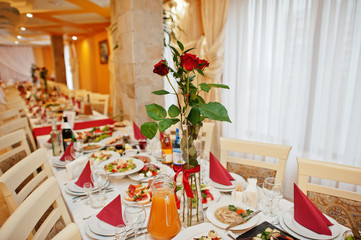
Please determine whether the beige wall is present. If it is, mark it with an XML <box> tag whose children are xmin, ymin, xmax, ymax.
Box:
<box><xmin>32</xmin><ymin>46</ymin><xmax>54</xmax><ymax>79</ymax></box>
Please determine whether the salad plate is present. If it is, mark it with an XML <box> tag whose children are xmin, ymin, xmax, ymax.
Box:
<box><xmin>206</xmin><ymin>201</ymin><xmax>259</xmax><ymax>231</ymax></box>
<box><xmin>172</xmin><ymin>223</ymin><xmax>226</xmax><ymax>240</ymax></box>
<box><xmin>208</xmin><ymin>172</ymin><xmax>246</xmax><ymax>192</ymax></box>
<box><xmin>89</xmin><ymin>150</ymin><xmax>118</xmax><ymax>164</ymax></box>
<box><xmin>128</xmin><ymin>162</ymin><xmax>172</xmax><ymax>182</ymax></box>
<box><xmin>98</xmin><ymin>158</ymin><xmax>144</xmax><ymax>178</ymax></box>
<box><xmin>282</xmin><ymin>211</ymin><xmax>340</xmax><ymax>240</ymax></box>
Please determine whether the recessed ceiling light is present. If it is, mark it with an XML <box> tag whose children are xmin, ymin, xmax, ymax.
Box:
<box><xmin>15</xmin><ymin>41</ymin><xmax>19</xmax><ymax>44</ymax></box>
<box><xmin>17</xmin><ymin>35</ymin><xmax>22</xmax><ymax>39</ymax></box>
<box><xmin>72</xmin><ymin>36</ymin><xmax>77</xmax><ymax>40</ymax></box>
<box><xmin>20</xmin><ymin>27</ymin><xmax>26</xmax><ymax>31</ymax></box>
<box><xmin>26</xmin><ymin>13</ymin><xmax>33</xmax><ymax>18</ymax></box>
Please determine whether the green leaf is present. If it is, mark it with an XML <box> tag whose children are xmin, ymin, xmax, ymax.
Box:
<box><xmin>208</xmin><ymin>83</ymin><xmax>230</xmax><ymax>89</ymax></box>
<box><xmin>188</xmin><ymin>107</ymin><xmax>201</xmax><ymax>125</ymax></box>
<box><xmin>198</xmin><ymin>102</ymin><xmax>231</xmax><ymax>122</ymax></box>
<box><xmin>168</xmin><ymin>104</ymin><xmax>180</xmax><ymax>118</ymax></box>
<box><xmin>152</xmin><ymin>90</ymin><xmax>170</xmax><ymax>95</ymax></box>
<box><xmin>177</xmin><ymin>40</ymin><xmax>184</xmax><ymax>51</ymax></box>
<box><xmin>184</xmin><ymin>47</ymin><xmax>195</xmax><ymax>54</ymax></box>
<box><xmin>196</xmin><ymin>68</ymin><xmax>204</xmax><ymax>76</ymax></box>
<box><xmin>146</xmin><ymin>104</ymin><xmax>167</xmax><ymax>121</ymax></box>
<box><xmin>169</xmin><ymin>45</ymin><xmax>180</xmax><ymax>57</ymax></box>
<box><xmin>140</xmin><ymin>122</ymin><xmax>158</xmax><ymax>139</ymax></box>
<box><xmin>199</xmin><ymin>83</ymin><xmax>211</xmax><ymax>92</ymax></box>
<box><xmin>158</xmin><ymin>118</ymin><xmax>174</xmax><ymax>132</ymax></box>
<box><xmin>171</xmin><ymin>118</ymin><xmax>180</xmax><ymax>124</ymax></box>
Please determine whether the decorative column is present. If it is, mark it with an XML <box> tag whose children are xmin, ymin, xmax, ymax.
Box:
<box><xmin>50</xmin><ymin>35</ymin><xmax>67</xmax><ymax>84</ymax></box>
<box><xmin>109</xmin><ymin>0</ymin><xmax>164</xmax><ymax>124</ymax></box>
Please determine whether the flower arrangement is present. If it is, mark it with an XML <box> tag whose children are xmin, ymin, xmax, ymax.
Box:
<box><xmin>141</xmin><ymin>40</ymin><xmax>231</xmax><ymax>168</ymax></box>
<box><xmin>39</xmin><ymin>67</ymin><xmax>48</xmax><ymax>94</ymax></box>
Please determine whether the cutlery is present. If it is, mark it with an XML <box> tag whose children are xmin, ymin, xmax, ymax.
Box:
<box><xmin>72</xmin><ymin>187</ymin><xmax>114</xmax><ymax>198</ymax></box>
<box><xmin>225</xmin><ymin>209</ymin><xmax>261</xmax><ymax>230</ymax></box>
<box><xmin>72</xmin><ymin>189</ymin><xmax>114</xmax><ymax>202</ymax></box>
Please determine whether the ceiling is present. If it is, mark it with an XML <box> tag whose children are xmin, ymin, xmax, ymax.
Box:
<box><xmin>0</xmin><ymin>0</ymin><xmax>110</xmax><ymax>45</ymax></box>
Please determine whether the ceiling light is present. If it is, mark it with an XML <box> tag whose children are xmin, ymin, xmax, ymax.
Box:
<box><xmin>17</xmin><ymin>35</ymin><xmax>22</xmax><ymax>39</ymax></box>
<box><xmin>20</xmin><ymin>27</ymin><xmax>26</xmax><ymax>31</ymax></box>
<box><xmin>72</xmin><ymin>36</ymin><xmax>77</xmax><ymax>40</ymax></box>
<box><xmin>26</xmin><ymin>13</ymin><xmax>33</xmax><ymax>18</ymax></box>
<box><xmin>15</xmin><ymin>41</ymin><xmax>19</xmax><ymax>44</ymax></box>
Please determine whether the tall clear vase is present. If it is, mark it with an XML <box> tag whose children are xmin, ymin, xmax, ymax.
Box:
<box><xmin>179</xmin><ymin>124</ymin><xmax>204</xmax><ymax>227</ymax></box>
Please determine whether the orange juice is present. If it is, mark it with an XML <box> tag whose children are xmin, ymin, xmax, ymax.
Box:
<box><xmin>147</xmin><ymin>186</ymin><xmax>181</xmax><ymax>239</ymax></box>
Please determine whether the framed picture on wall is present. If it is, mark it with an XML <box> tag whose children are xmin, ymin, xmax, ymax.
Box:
<box><xmin>99</xmin><ymin>40</ymin><xmax>109</xmax><ymax>64</ymax></box>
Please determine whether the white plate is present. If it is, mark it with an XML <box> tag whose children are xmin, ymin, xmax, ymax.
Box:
<box><xmin>206</xmin><ymin>201</ymin><xmax>259</xmax><ymax>231</ymax></box>
<box><xmin>85</xmin><ymin>217</ymin><xmax>116</xmax><ymax>239</ymax></box>
<box><xmin>52</xmin><ymin>158</ymin><xmax>66</xmax><ymax>167</ymax></box>
<box><xmin>122</xmin><ymin>195</ymin><xmax>152</xmax><ymax>207</ymax></box>
<box><xmin>83</xmin><ymin>144</ymin><xmax>104</xmax><ymax>153</ymax></box>
<box><xmin>89</xmin><ymin>151</ymin><xmax>119</xmax><ymax>165</ymax></box>
<box><xmin>128</xmin><ymin>162</ymin><xmax>172</xmax><ymax>182</ymax></box>
<box><xmin>279</xmin><ymin>213</ymin><xmax>311</xmax><ymax>240</ymax></box>
<box><xmin>208</xmin><ymin>172</ymin><xmax>246</xmax><ymax>192</ymax></box>
<box><xmin>172</xmin><ymin>222</ymin><xmax>226</xmax><ymax>240</ymax></box>
<box><xmin>283</xmin><ymin>211</ymin><xmax>340</xmax><ymax>239</ymax></box>
<box><xmin>65</xmin><ymin>180</ymin><xmax>110</xmax><ymax>196</ymax></box>
<box><xmin>88</xmin><ymin>215</ymin><xmax>124</xmax><ymax>236</ymax></box>
<box><xmin>99</xmin><ymin>158</ymin><xmax>144</xmax><ymax>178</ymax></box>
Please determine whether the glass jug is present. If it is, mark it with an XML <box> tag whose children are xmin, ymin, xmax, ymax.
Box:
<box><xmin>147</xmin><ymin>174</ymin><xmax>181</xmax><ymax>240</ymax></box>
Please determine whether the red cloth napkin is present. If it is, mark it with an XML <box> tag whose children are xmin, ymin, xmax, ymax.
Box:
<box><xmin>96</xmin><ymin>195</ymin><xmax>125</xmax><ymax>226</ymax></box>
<box><xmin>209</xmin><ymin>152</ymin><xmax>234</xmax><ymax>185</ymax></box>
<box><xmin>59</xmin><ymin>141</ymin><xmax>75</xmax><ymax>161</ymax></box>
<box><xmin>133</xmin><ymin>122</ymin><xmax>146</xmax><ymax>140</ymax></box>
<box><xmin>75</xmin><ymin>161</ymin><xmax>94</xmax><ymax>187</ymax></box>
<box><xmin>294</xmin><ymin>183</ymin><xmax>333</xmax><ymax>235</ymax></box>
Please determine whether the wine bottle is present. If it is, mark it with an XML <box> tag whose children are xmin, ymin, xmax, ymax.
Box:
<box><xmin>161</xmin><ymin>131</ymin><xmax>173</xmax><ymax>166</ymax></box>
<box><xmin>173</xmin><ymin>128</ymin><xmax>183</xmax><ymax>166</ymax></box>
<box><xmin>62</xmin><ymin>116</ymin><xmax>73</xmax><ymax>151</ymax></box>
<box><xmin>50</xmin><ymin>119</ymin><xmax>62</xmax><ymax>156</ymax></box>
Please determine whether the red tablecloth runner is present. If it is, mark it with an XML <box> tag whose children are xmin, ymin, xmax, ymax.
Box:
<box><xmin>32</xmin><ymin>118</ymin><xmax>115</xmax><ymax>138</ymax></box>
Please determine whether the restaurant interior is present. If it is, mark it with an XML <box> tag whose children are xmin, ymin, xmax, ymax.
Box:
<box><xmin>0</xmin><ymin>0</ymin><xmax>360</xmax><ymax>239</ymax></box>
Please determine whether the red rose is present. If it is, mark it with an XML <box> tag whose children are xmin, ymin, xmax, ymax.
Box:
<box><xmin>153</xmin><ymin>60</ymin><xmax>169</xmax><ymax>76</ymax></box>
<box><xmin>197</xmin><ymin>59</ymin><xmax>209</xmax><ymax>70</ymax></box>
<box><xmin>180</xmin><ymin>53</ymin><xmax>198</xmax><ymax>71</ymax></box>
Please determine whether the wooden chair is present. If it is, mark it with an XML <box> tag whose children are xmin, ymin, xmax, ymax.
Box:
<box><xmin>52</xmin><ymin>223</ymin><xmax>82</xmax><ymax>240</ymax></box>
<box><xmin>0</xmin><ymin>129</ymin><xmax>31</xmax><ymax>176</ymax></box>
<box><xmin>0</xmin><ymin>117</ymin><xmax>37</xmax><ymax>151</ymax></box>
<box><xmin>0</xmin><ymin>177</ymin><xmax>73</xmax><ymax>239</ymax></box>
<box><xmin>0</xmin><ymin>148</ymin><xmax>53</xmax><ymax>213</ymax></box>
<box><xmin>0</xmin><ymin>108</ymin><xmax>20</xmax><ymax>124</ymax></box>
<box><xmin>220</xmin><ymin>137</ymin><xmax>292</xmax><ymax>184</ymax></box>
<box><xmin>297</xmin><ymin>158</ymin><xmax>361</xmax><ymax>237</ymax></box>
<box><xmin>90</xmin><ymin>92</ymin><xmax>109</xmax><ymax>116</ymax></box>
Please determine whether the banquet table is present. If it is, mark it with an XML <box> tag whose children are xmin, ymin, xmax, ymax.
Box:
<box><xmin>36</xmin><ymin>131</ymin><xmax>350</xmax><ymax>240</ymax></box>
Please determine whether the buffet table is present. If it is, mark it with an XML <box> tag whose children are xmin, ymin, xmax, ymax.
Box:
<box><xmin>36</xmin><ymin>130</ymin><xmax>350</xmax><ymax>240</ymax></box>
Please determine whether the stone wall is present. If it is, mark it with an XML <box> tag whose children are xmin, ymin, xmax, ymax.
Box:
<box><xmin>110</xmin><ymin>0</ymin><xmax>164</xmax><ymax>125</ymax></box>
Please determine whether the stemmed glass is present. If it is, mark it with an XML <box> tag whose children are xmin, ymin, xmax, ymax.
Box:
<box><xmin>115</xmin><ymin>224</ymin><xmax>127</xmax><ymax>240</ymax></box>
<box><xmin>263</xmin><ymin>177</ymin><xmax>283</xmax><ymax>219</ymax></box>
<box><xmin>83</xmin><ymin>182</ymin><xmax>92</xmax><ymax>204</ymax></box>
<box><xmin>91</xmin><ymin>167</ymin><xmax>108</xmax><ymax>190</ymax></box>
<box><xmin>123</xmin><ymin>203</ymin><xmax>146</xmax><ymax>239</ymax></box>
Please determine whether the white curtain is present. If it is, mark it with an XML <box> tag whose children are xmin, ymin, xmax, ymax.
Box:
<box><xmin>0</xmin><ymin>46</ymin><xmax>34</xmax><ymax>82</ymax></box>
<box><xmin>223</xmin><ymin>0</ymin><xmax>361</xmax><ymax>199</ymax></box>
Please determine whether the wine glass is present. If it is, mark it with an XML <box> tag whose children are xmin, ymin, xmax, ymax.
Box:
<box><xmin>91</xmin><ymin>167</ymin><xmax>108</xmax><ymax>190</ymax></box>
<box><xmin>114</xmin><ymin>224</ymin><xmax>127</xmax><ymax>240</ymax></box>
<box><xmin>263</xmin><ymin>177</ymin><xmax>283</xmax><ymax>219</ymax></box>
<box><xmin>83</xmin><ymin>182</ymin><xmax>92</xmax><ymax>204</ymax></box>
<box><xmin>123</xmin><ymin>203</ymin><xmax>146</xmax><ymax>239</ymax></box>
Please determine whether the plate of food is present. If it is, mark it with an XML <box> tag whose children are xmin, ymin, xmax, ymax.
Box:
<box><xmin>206</xmin><ymin>201</ymin><xmax>259</xmax><ymax>231</ymax></box>
<box><xmin>88</xmin><ymin>150</ymin><xmax>118</xmax><ymax>164</ymax></box>
<box><xmin>173</xmin><ymin>223</ymin><xmax>225</xmax><ymax>240</ymax></box>
<box><xmin>128</xmin><ymin>162</ymin><xmax>172</xmax><ymax>182</ymax></box>
<box><xmin>236</xmin><ymin>221</ymin><xmax>297</xmax><ymax>240</ymax></box>
<box><xmin>77</xmin><ymin>125</ymin><xmax>115</xmax><ymax>144</ymax></box>
<box><xmin>175</xmin><ymin>185</ymin><xmax>221</xmax><ymax>209</ymax></box>
<box><xmin>123</xmin><ymin>181</ymin><xmax>152</xmax><ymax>206</ymax></box>
<box><xmin>99</xmin><ymin>158</ymin><xmax>144</xmax><ymax>177</ymax></box>
<box><xmin>83</xmin><ymin>144</ymin><xmax>103</xmax><ymax>153</ymax></box>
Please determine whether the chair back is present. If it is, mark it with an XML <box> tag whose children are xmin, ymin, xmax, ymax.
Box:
<box><xmin>297</xmin><ymin>157</ymin><xmax>361</xmax><ymax>237</ymax></box>
<box><xmin>0</xmin><ymin>109</ymin><xmax>21</xmax><ymax>124</ymax></box>
<box><xmin>90</xmin><ymin>92</ymin><xmax>109</xmax><ymax>116</ymax></box>
<box><xmin>0</xmin><ymin>177</ymin><xmax>72</xmax><ymax>240</ymax></box>
<box><xmin>51</xmin><ymin>223</ymin><xmax>82</xmax><ymax>240</ymax></box>
<box><xmin>0</xmin><ymin>129</ymin><xmax>31</xmax><ymax>176</ymax></box>
<box><xmin>0</xmin><ymin>148</ymin><xmax>53</xmax><ymax>213</ymax></box>
<box><xmin>0</xmin><ymin>117</ymin><xmax>36</xmax><ymax>151</ymax></box>
<box><xmin>220</xmin><ymin>137</ymin><xmax>291</xmax><ymax>183</ymax></box>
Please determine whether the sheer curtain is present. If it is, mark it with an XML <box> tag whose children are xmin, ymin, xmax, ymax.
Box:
<box><xmin>0</xmin><ymin>46</ymin><xmax>34</xmax><ymax>82</ymax></box>
<box><xmin>222</xmin><ymin>0</ymin><xmax>361</xmax><ymax>199</ymax></box>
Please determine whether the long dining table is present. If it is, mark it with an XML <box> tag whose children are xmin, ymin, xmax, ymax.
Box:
<box><xmin>35</xmin><ymin>126</ymin><xmax>350</xmax><ymax>240</ymax></box>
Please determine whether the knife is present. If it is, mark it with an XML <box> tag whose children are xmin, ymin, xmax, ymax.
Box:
<box><xmin>225</xmin><ymin>209</ymin><xmax>261</xmax><ymax>230</ymax></box>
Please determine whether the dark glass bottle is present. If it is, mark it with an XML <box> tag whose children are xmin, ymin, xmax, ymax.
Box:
<box><xmin>62</xmin><ymin>116</ymin><xmax>73</xmax><ymax>151</ymax></box>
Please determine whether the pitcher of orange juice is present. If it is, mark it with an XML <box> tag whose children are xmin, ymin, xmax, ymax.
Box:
<box><xmin>147</xmin><ymin>174</ymin><xmax>181</xmax><ymax>240</ymax></box>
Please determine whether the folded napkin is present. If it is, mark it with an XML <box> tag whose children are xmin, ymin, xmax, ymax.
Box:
<box><xmin>96</xmin><ymin>195</ymin><xmax>125</xmax><ymax>227</ymax></box>
<box><xmin>244</xmin><ymin>178</ymin><xmax>258</xmax><ymax>208</ymax></box>
<box><xmin>59</xmin><ymin>141</ymin><xmax>75</xmax><ymax>161</ymax></box>
<box><xmin>133</xmin><ymin>122</ymin><xmax>146</xmax><ymax>140</ymax></box>
<box><xmin>209</xmin><ymin>152</ymin><xmax>235</xmax><ymax>185</ymax></box>
<box><xmin>65</xmin><ymin>155</ymin><xmax>88</xmax><ymax>179</ymax></box>
<box><xmin>74</xmin><ymin>161</ymin><xmax>94</xmax><ymax>187</ymax></box>
<box><xmin>294</xmin><ymin>183</ymin><xmax>333</xmax><ymax>235</ymax></box>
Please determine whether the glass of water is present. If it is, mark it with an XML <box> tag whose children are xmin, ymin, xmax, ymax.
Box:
<box><xmin>263</xmin><ymin>177</ymin><xmax>283</xmax><ymax>217</ymax></box>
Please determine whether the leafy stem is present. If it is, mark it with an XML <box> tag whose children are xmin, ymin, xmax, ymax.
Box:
<box><xmin>165</xmin><ymin>74</ymin><xmax>183</xmax><ymax>126</ymax></box>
